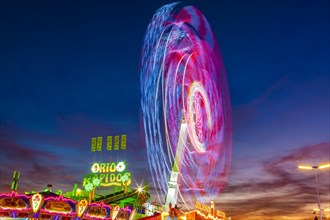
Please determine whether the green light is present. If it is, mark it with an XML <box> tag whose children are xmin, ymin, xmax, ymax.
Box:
<box><xmin>93</xmin><ymin>178</ymin><xmax>100</xmax><ymax>186</ymax></box>
<box><xmin>121</xmin><ymin>174</ymin><xmax>129</xmax><ymax>183</ymax></box>
<box><xmin>85</xmin><ymin>183</ymin><xmax>94</xmax><ymax>192</ymax></box>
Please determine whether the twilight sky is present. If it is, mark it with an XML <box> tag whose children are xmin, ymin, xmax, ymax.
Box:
<box><xmin>0</xmin><ymin>0</ymin><xmax>329</xmax><ymax>219</ymax></box>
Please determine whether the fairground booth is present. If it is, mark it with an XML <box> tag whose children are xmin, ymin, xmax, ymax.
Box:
<box><xmin>0</xmin><ymin>135</ymin><xmax>153</xmax><ymax>220</ymax></box>
<box><xmin>1</xmin><ymin>136</ymin><xmax>228</xmax><ymax>220</ymax></box>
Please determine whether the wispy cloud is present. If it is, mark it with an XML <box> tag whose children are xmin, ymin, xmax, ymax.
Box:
<box><xmin>216</xmin><ymin>142</ymin><xmax>330</xmax><ymax>219</ymax></box>
<box><xmin>0</xmin><ymin>113</ymin><xmax>148</xmax><ymax>194</ymax></box>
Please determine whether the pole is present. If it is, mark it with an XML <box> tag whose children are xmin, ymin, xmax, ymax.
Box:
<box><xmin>314</xmin><ymin>168</ymin><xmax>322</xmax><ymax>220</ymax></box>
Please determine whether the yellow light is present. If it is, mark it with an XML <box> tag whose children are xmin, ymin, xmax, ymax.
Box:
<box><xmin>161</xmin><ymin>211</ymin><xmax>169</xmax><ymax>220</ymax></box>
<box><xmin>314</xmin><ymin>208</ymin><xmax>330</xmax><ymax>211</ymax></box>
<box><xmin>319</xmin><ymin>164</ymin><xmax>330</xmax><ymax>169</ymax></box>
<box><xmin>76</xmin><ymin>199</ymin><xmax>88</xmax><ymax>218</ymax></box>
<box><xmin>129</xmin><ymin>209</ymin><xmax>136</xmax><ymax>220</ymax></box>
<box><xmin>138</xmin><ymin>187</ymin><xmax>143</xmax><ymax>193</ymax></box>
<box><xmin>298</xmin><ymin>165</ymin><xmax>313</xmax><ymax>169</ymax></box>
<box><xmin>31</xmin><ymin>193</ymin><xmax>44</xmax><ymax>213</ymax></box>
<box><xmin>112</xmin><ymin>205</ymin><xmax>120</xmax><ymax>219</ymax></box>
<box><xmin>76</xmin><ymin>188</ymin><xmax>81</xmax><ymax>196</ymax></box>
<box><xmin>163</xmin><ymin>211</ymin><xmax>187</xmax><ymax>220</ymax></box>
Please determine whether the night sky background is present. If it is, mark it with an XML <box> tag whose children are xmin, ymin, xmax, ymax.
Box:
<box><xmin>0</xmin><ymin>0</ymin><xmax>329</xmax><ymax>219</ymax></box>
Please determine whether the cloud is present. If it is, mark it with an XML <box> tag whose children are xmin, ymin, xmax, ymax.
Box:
<box><xmin>1</xmin><ymin>111</ymin><xmax>328</xmax><ymax>220</ymax></box>
<box><xmin>1</xmin><ymin>138</ymin><xmax>58</xmax><ymax>161</ymax></box>
<box><xmin>215</xmin><ymin>142</ymin><xmax>330</xmax><ymax>219</ymax></box>
<box><xmin>232</xmin><ymin>76</ymin><xmax>289</xmax><ymax>124</ymax></box>
<box><xmin>0</xmin><ymin>113</ymin><xmax>148</xmax><ymax>194</ymax></box>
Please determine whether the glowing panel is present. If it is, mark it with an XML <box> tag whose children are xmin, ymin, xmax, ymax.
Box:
<box><xmin>76</xmin><ymin>199</ymin><xmax>88</xmax><ymax>218</ymax></box>
<box><xmin>112</xmin><ymin>205</ymin><xmax>120</xmax><ymax>219</ymax></box>
<box><xmin>84</xmin><ymin>202</ymin><xmax>111</xmax><ymax>219</ymax></box>
<box><xmin>0</xmin><ymin>191</ymin><xmax>30</xmax><ymax>212</ymax></box>
<box><xmin>31</xmin><ymin>193</ymin><xmax>43</xmax><ymax>213</ymax></box>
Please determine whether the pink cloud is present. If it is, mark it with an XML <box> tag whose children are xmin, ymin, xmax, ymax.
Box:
<box><xmin>216</xmin><ymin>142</ymin><xmax>330</xmax><ymax>219</ymax></box>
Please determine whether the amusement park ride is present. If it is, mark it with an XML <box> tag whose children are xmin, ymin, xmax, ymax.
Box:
<box><xmin>165</xmin><ymin>120</ymin><xmax>187</xmax><ymax>212</ymax></box>
<box><xmin>140</xmin><ymin>0</ymin><xmax>232</xmax><ymax>214</ymax></box>
<box><xmin>0</xmin><ymin>2</ymin><xmax>232</xmax><ymax>220</ymax></box>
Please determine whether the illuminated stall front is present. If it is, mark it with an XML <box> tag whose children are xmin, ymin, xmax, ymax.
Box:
<box><xmin>185</xmin><ymin>202</ymin><xmax>226</xmax><ymax>220</ymax></box>
<box><xmin>0</xmin><ymin>191</ymin><xmax>140</xmax><ymax>220</ymax></box>
<box><xmin>0</xmin><ymin>135</ymin><xmax>152</xmax><ymax>219</ymax></box>
<box><xmin>0</xmin><ymin>191</ymin><xmax>32</xmax><ymax>218</ymax></box>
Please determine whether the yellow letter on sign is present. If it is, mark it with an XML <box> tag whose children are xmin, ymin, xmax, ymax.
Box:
<box><xmin>121</xmin><ymin>134</ymin><xmax>126</xmax><ymax>150</ymax></box>
<box><xmin>97</xmin><ymin>137</ymin><xmax>102</xmax><ymax>151</ymax></box>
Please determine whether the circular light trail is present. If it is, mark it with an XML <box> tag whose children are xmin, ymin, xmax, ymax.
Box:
<box><xmin>140</xmin><ymin>2</ymin><xmax>232</xmax><ymax>210</ymax></box>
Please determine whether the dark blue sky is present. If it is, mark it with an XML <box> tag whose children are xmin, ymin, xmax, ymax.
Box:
<box><xmin>0</xmin><ymin>0</ymin><xmax>329</xmax><ymax>219</ymax></box>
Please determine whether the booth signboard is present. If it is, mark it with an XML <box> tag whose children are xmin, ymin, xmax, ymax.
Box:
<box><xmin>0</xmin><ymin>191</ymin><xmax>32</xmax><ymax>218</ymax></box>
<box><xmin>84</xmin><ymin>202</ymin><xmax>111</xmax><ymax>219</ymax></box>
<box><xmin>0</xmin><ymin>192</ymin><xmax>30</xmax><ymax>210</ymax></box>
<box><xmin>183</xmin><ymin>201</ymin><xmax>226</xmax><ymax>220</ymax></box>
<box><xmin>117</xmin><ymin>206</ymin><xmax>132</xmax><ymax>220</ymax></box>
<box><xmin>39</xmin><ymin>196</ymin><xmax>76</xmax><ymax>218</ymax></box>
<box><xmin>83</xmin><ymin>161</ymin><xmax>132</xmax><ymax>187</ymax></box>
<box><xmin>76</xmin><ymin>199</ymin><xmax>88</xmax><ymax>218</ymax></box>
<box><xmin>44</xmin><ymin>200</ymin><xmax>72</xmax><ymax>213</ymax></box>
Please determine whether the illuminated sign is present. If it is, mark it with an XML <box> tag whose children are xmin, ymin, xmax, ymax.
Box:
<box><xmin>84</xmin><ymin>162</ymin><xmax>131</xmax><ymax>187</ymax></box>
<box><xmin>0</xmin><ymin>197</ymin><xmax>27</xmax><ymax>210</ymax></box>
<box><xmin>0</xmin><ymin>192</ymin><xmax>28</xmax><ymax>210</ymax></box>
<box><xmin>145</xmin><ymin>203</ymin><xmax>155</xmax><ymax>216</ymax></box>
<box><xmin>195</xmin><ymin>201</ymin><xmax>211</xmax><ymax>214</ymax></box>
<box><xmin>121</xmin><ymin>134</ymin><xmax>126</xmax><ymax>150</ymax></box>
<box><xmin>97</xmin><ymin>137</ymin><xmax>103</xmax><ymax>151</ymax></box>
<box><xmin>31</xmin><ymin>193</ymin><xmax>43</xmax><ymax>213</ymax></box>
<box><xmin>91</xmin><ymin>138</ymin><xmax>97</xmax><ymax>152</ymax></box>
<box><xmin>87</xmin><ymin>206</ymin><xmax>107</xmax><ymax>218</ymax></box>
<box><xmin>76</xmin><ymin>199</ymin><xmax>88</xmax><ymax>218</ymax></box>
<box><xmin>84</xmin><ymin>202</ymin><xmax>111</xmax><ymax>219</ymax></box>
<box><xmin>112</xmin><ymin>205</ymin><xmax>120</xmax><ymax>219</ymax></box>
<box><xmin>40</xmin><ymin>196</ymin><xmax>76</xmax><ymax>217</ymax></box>
<box><xmin>117</xmin><ymin>207</ymin><xmax>130</xmax><ymax>220</ymax></box>
<box><xmin>44</xmin><ymin>201</ymin><xmax>72</xmax><ymax>213</ymax></box>
<box><xmin>91</xmin><ymin>162</ymin><xmax>125</xmax><ymax>173</ymax></box>
<box><xmin>193</xmin><ymin>201</ymin><xmax>226</xmax><ymax>220</ymax></box>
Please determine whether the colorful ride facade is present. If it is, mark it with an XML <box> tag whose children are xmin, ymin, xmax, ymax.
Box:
<box><xmin>0</xmin><ymin>190</ymin><xmax>139</xmax><ymax>220</ymax></box>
